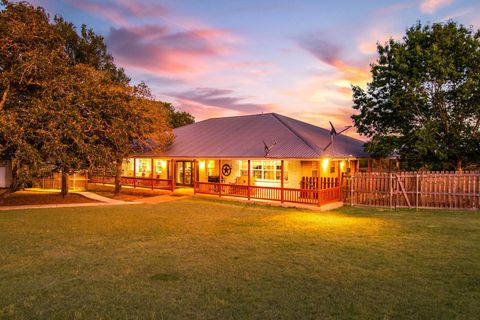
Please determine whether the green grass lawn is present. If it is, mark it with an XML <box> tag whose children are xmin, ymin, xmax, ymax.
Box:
<box><xmin>1</xmin><ymin>198</ymin><xmax>479</xmax><ymax>319</ymax></box>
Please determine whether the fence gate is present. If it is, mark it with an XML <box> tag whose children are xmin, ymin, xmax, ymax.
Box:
<box><xmin>343</xmin><ymin>171</ymin><xmax>480</xmax><ymax>210</ymax></box>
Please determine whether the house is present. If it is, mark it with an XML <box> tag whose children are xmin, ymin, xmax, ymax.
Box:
<box><xmin>0</xmin><ymin>159</ymin><xmax>12</xmax><ymax>189</ymax></box>
<box><xmin>91</xmin><ymin>113</ymin><xmax>397</xmax><ymax>206</ymax></box>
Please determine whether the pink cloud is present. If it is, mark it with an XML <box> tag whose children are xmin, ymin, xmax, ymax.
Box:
<box><xmin>66</xmin><ymin>0</ymin><xmax>168</xmax><ymax>26</ymax></box>
<box><xmin>419</xmin><ymin>0</ymin><xmax>454</xmax><ymax>14</ymax></box>
<box><xmin>106</xmin><ymin>25</ymin><xmax>234</xmax><ymax>75</ymax></box>
<box><xmin>167</xmin><ymin>87</ymin><xmax>276</xmax><ymax>113</ymax></box>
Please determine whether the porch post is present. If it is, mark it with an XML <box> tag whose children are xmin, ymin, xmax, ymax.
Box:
<box><xmin>133</xmin><ymin>158</ymin><xmax>136</xmax><ymax>189</ymax></box>
<box><xmin>151</xmin><ymin>158</ymin><xmax>154</xmax><ymax>190</ymax></box>
<box><xmin>396</xmin><ymin>158</ymin><xmax>400</xmax><ymax>172</ymax></box>
<box><xmin>247</xmin><ymin>160</ymin><xmax>251</xmax><ymax>200</ymax></box>
<box><xmin>337</xmin><ymin>160</ymin><xmax>341</xmax><ymax>187</ymax></box>
<box><xmin>280</xmin><ymin>160</ymin><xmax>284</xmax><ymax>203</ymax></box>
<box><xmin>379</xmin><ymin>159</ymin><xmax>383</xmax><ymax>174</ymax></box>
<box><xmin>193</xmin><ymin>159</ymin><xmax>197</xmax><ymax>195</ymax></box>
<box><xmin>218</xmin><ymin>159</ymin><xmax>222</xmax><ymax>197</ymax></box>
<box><xmin>367</xmin><ymin>159</ymin><xmax>372</xmax><ymax>174</ymax></box>
<box><xmin>171</xmin><ymin>159</ymin><xmax>175</xmax><ymax>192</ymax></box>
<box><xmin>318</xmin><ymin>160</ymin><xmax>321</xmax><ymax>206</ymax></box>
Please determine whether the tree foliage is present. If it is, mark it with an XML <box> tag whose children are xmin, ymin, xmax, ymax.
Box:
<box><xmin>163</xmin><ymin>102</ymin><xmax>195</xmax><ymax>128</ymax></box>
<box><xmin>0</xmin><ymin>1</ymin><xmax>175</xmax><ymax>195</ymax></box>
<box><xmin>352</xmin><ymin>21</ymin><xmax>480</xmax><ymax>170</ymax></box>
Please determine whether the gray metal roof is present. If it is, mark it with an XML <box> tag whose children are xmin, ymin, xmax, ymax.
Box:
<box><xmin>137</xmin><ymin>113</ymin><xmax>369</xmax><ymax>159</ymax></box>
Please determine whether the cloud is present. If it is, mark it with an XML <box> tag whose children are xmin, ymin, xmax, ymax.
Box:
<box><xmin>106</xmin><ymin>25</ymin><xmax>233</xmax><ymax>75</ymax></box>
<box><xmin>297</xmin><ymin>32</ymin><xmax>342</xmax><ymax>67</ymax></box>
<box><xmin>66</xmin><ymin>0</ymin><xmax>168</xmax><ymax>26</ymax></box>
<box><xmin>297</xmin><ymin>32</ymin><xmax>372</xmax><ymax>87</ymax></box>
<box><xmin>419</xmin><ymin>0</ymin><xmax>454</xmax><ymax>14</ymax></box>
<box><xmin>167</xmin><ymin>87</ymin><xmax>275</xmax><ymax>113</ymax></box>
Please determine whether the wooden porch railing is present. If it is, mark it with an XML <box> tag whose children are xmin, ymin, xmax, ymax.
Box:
<box><xmin>194</xmin><ymin>181</ymin><xmax>340</xmax><ymax>206</ymax></box>
<box><xmin>89</xmin><ymin>175</ymin><xmax>173</xmax><ymax>190</ymax></box>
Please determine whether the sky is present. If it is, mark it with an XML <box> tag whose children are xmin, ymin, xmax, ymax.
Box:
<box><xmin>26</xmin><ymin>0</ymin><xmax>480</xmax><ymax>137</ymax></box>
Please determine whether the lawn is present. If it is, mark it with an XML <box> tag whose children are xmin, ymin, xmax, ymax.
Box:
<box><xmin>0</xmin><ymin>198</ymin><xmax>479</xmax><ymax>319</ymax></box>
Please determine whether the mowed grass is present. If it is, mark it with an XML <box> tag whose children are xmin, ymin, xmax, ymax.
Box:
<box><xmin>0</xmin><ymin>199</ymin><xmax>479</xmax><ymax>319</ymax></box>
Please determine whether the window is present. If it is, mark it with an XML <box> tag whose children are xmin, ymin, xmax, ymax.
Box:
<box><xmin>207</xmin><ymin>160</ymin><xmax>216</xmax><ymax>176</ymax></box>
<box><xmin>136</xmin><ymin>159</ymin><xmax>151</xmax><ymax>177</ymax></box>
<box><xmin>239</xmin><ymin>160</ymin><xmax>288</xmax><ymax>181</ymax></box>
<box><xmin>330</xmin><ymin>161</ymin><xmax>336</xmax><ymax>174</ymax></box>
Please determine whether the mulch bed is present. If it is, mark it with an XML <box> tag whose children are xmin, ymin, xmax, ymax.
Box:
<box><xmin>0</xmin><ymin>191</ymin><xmax>99</xmax><ymax>206</ymax></box>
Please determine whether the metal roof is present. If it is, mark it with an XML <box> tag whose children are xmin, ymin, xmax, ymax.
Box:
<box><xmin>136</xmin><ymin>113</ymin><xmax>369</xmax><ymax>159</ymax></box>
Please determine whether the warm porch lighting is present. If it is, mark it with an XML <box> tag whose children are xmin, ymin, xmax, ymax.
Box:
<box><xmin>322</xmin><ymin>158</ymin><xmax>329</xmax><ymax>171</ymax></box>
<box><xmin>199</xmin><ymin>160</ymin><xmax>205</xmax><ymax>170</ymax></box>
<box><xmin>160</xmin><ymin>160</ymin><xmax>167</xmax><ymax>168</ymax></box>
<box><xmin>340</xmin><ymin>161</ymin><xmax>345</xmax><ymax>171</ymax></box>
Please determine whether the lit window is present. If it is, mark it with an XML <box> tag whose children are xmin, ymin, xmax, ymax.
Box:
<box><xmin>239</xmin><ymin>160</ymin><xmax>288</xmax><ymax>181</ymax></box>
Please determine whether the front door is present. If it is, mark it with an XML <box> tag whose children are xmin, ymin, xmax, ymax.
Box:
<box><xmin>176</xmin><ymin>161</ymin><xmax>193</xmax><ymax>186</ymax></box>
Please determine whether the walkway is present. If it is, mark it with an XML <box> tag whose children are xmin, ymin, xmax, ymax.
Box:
<box><xmin>0</xmin><ymin>191</ymin><xmax>140</xmax><ymax>211</ymax></box>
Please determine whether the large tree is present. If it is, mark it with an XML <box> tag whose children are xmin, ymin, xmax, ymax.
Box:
<box><xmin>0</xmin><ymin>0</ymin><xmax>68</xmax><ymax>190</ymax></box>
<box><xmin>352</xmin><ymin>21</ymin><xmax>480</xmax><ymax>171</ymax></box>
<box><xmin>0</xmin><ymin>1</ymin><xmax>173</xmax><ymax>196</ymax></box>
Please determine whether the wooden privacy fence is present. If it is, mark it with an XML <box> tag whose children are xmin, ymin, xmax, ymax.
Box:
<box><xmin>343</xmin><ymin>171</ymin><xmax>480</xmax><ymax>209</ymax></box>
<box><xmin>30</xmin><ymin>172</ymin><xmax>88</xmax><ymax>190</ymax></box>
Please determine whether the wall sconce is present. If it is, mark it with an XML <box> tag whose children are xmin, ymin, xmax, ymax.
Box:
<box><xmin>160</xmin><ymin>160</ymin><xmax>167</xmax><ymax>168</ymax></box>
<box><xmin>199</xmin><ymin>161</ymin><xmax>205</xmax><ymax>170</ymax></box>
<box><xmin>322</xmin><ymin>158</ymin><xmax>329</xmax><ymax>171</ymax></box>
<box><xmin>340</xmin><ymin>161</ymin><xmax>345</xmax><ymax>171</ymax></box>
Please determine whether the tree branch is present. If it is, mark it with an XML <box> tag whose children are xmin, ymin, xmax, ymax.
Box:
<box><xmin>0</xmin><ymin>84</ymin><xmax>9</xmax><ymax>110</ymax></box>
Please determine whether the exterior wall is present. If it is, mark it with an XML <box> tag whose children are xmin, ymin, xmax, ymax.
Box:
<box><xmin>0</xmin><ymin>160</ymin><xmax>13</xmax><ymax>188</ymax></box>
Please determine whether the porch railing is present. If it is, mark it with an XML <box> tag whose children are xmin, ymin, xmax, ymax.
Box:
<box><xmin>89</xmin><ymin>175</ymin><xmax>173</xmax><ymax>190</ymax></box>
<box><xmin>194</xmin><ymin>182</ymin><xmax>340</xmax><ymax>206</ymax></box>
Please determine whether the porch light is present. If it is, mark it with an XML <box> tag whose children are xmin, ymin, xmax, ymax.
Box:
<box><xmin>160</xmin><ymin>160</ymin><xmax>167</xmax><ymax>168</ymax></box>
<box><xmin>340</xmin><ymin>161</ymin><xmax>345</xmax><ymax>171</ymax></box>
<box><xmin>199</xmin><ymin>161</ymin><xmax>205</xmax><ymax>170</ymax></box>
<box><xmin>322</xmin><ymin>158</ymin><xmax>329</xmax><ymax>171</ymax></box>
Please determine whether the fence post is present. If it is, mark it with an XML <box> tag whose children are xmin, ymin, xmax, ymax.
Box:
<box><xmin>416</xmin><ymin>172</ymin><xmax>419</xmax><ymax>210</ymax></box>
<box><xmin>350</xmin><ymin>174</ymin><xmax>354</xmax><ymax>206</ymax></box>
<box><xmin>389</xmin><ymin>173</ymin><xmax>393</xmax><ymax>209</ymax></box>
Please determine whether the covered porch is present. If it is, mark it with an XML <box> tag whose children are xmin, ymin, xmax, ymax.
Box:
<box><xmin>89</xmin><ymin>157</ymin><xmax>391</xmax><ymax>207</ymax></box>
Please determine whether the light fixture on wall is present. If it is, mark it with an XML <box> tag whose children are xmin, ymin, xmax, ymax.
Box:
<box><xmin>160</xmin><ymin>160</ymin><xmax>167</xmax><ymax>168</ymax></box>
<box><xmin>340</xmin><ymin>161</ymin><xmax>345</xmax><ymax>171</ymax></box>
<box><xmin>199</xmin><ymin>161</ymin><xmax>205</xmax><ymax>170</ymax></box>
<box><xmin>322</xmin><ymin>158</ymin><xmax>329</xmax><ymax>171</ymax></box>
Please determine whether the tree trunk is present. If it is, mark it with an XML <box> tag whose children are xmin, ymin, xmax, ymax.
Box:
<box><xmin>61</xmin><ymin>171</ymin><xmax>68</xmax><ymax>197</ymax></box>
<box><xmin>114</xmin><ymin>161</ymin><xmax>122</xmax><ymax>196</ymax></box>
<box><xmin>456</xmin><ymin>159</ymin><xmax>462</xmax><ymax>172</ymax></box>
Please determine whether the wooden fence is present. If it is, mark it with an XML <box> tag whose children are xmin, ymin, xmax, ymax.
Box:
<box><xmin>343</xmin><ymin>171</ymin><xmax>480</xmax><ymax>209</ymax></box>
<box><xmin>30</xmin><ymin>172</ymin><xmax>88</xmax><ymax>190</ymax></box>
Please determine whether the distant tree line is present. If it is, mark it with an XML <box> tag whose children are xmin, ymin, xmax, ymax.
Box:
<box><xmin>0</xmin><ymin>0</ymin><xmax>194</xmax><ymax>196</ymax></box>
<box><xmin>352</xmin><ymin>21</ymin><xmax>480</xmax><ymax>171</ymax></box>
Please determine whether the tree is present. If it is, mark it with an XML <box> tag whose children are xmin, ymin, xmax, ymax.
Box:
<box><xmin>0</xmin><ymin>1</ymin><xmax>173</xmax><ymax>197</ymax></box>
<box><xmin>352</xmin><ymin>21</ymin><xmax>480</xmax><ymax>171</ymax></box>
<box><xmin>93</xmin><ymin>81</ymin><xmax>173</xmax><ymax>195</ymax></box>
<box><xmin>0</xmin><ymin>0</ymin><xmax>68</xmax><ymax>191</ymax></box>
<box><xmin>163</xmin><ymin>102</ymin><xmax>195</xmax><ymax>128</ymax></box>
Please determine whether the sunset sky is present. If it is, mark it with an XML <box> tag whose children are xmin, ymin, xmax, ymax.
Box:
<box><xmin>28</xmin><ymin>0</ymin><xmax>480</xmax><ymax>136</ymax></box>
